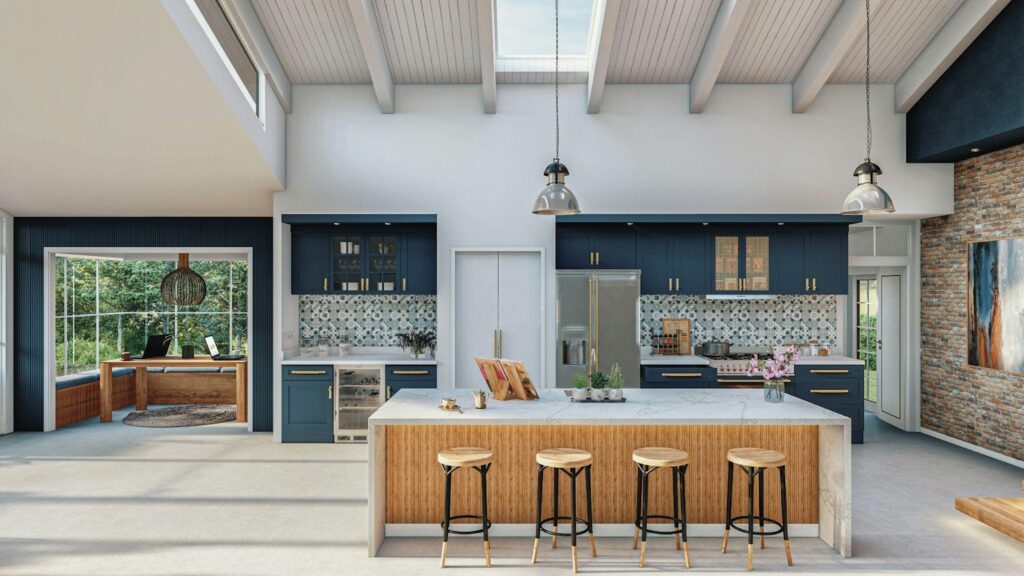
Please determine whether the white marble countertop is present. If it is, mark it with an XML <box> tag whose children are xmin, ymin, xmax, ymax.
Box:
<box><xmin>640</xmin><ymin>355</ymin><xmax>711</xmax><ymax>366</ymax></box>
<box><xmin>369</xmin><ymin>388</ymin><xmax>851</xmax><ymax>426</ymax></box>
<box><xmin>794</xmin><ymin>355</ymin><xmax>863</xmax><ymax>365</ymax></box>
<box><xmin>282</xmin><ymin>354</ymin><xmax>437</xmax><ymax>365</ymax></box>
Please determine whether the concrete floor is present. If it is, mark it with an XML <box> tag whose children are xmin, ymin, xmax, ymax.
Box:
<box><xmin>1</xmin><ymin>410</ymin><xmax>1022</xmax><ymax>575</ymax></box>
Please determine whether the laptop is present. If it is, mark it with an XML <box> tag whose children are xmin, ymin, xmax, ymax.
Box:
<box><xmin>205</xmin><ymin>336</ymin><xmax>245</xmax><ymax>361</ymax></box>
<box><xmin>131</xmin><ymin>334</ymin><xmax>172</xmax><ymax>359</ymax></box>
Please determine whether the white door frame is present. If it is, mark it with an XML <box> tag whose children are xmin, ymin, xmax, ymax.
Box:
<box><xmin>850</xmin><ymin>274</ymin><xmax>879</xmax><ymax>414</ymax></box>
<box><xmin>0</xmin><ymin>209</ymin><xmax>12</xmax><ymax>435</ymax></box>
<box><xmin>42</xmin><ymin>247</ymin><xmax>254</xmax><ymax>432</ymax></box>
<box><xmin>450</xmin><ymin>247</ymin><xmax>546</xmax><ymax>389</ymax></box>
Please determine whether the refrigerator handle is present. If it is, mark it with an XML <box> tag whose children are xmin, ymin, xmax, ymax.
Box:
<box><xmin>636</xmin><ymin>296</ymin><xmax>642</xmax><ymax>347</ymax></box>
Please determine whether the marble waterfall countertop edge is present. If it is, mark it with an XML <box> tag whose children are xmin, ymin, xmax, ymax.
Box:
<box><xmin>640</xmin><ymin>355</ymin><xmax>711</xmax><ymax>365</ymax></box>
<box><xmin>369</xmin><ymin>389</ymin><xmax>851</xmax><ymax>426</ymax></box>
<box><xmin>282</xmin><ymin>354</ymin><xmax>437</xmax><ymax>365</ymax></box>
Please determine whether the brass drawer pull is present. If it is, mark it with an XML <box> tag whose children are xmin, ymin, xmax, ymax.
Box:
<box><xmin>663</xmin><ymin>372</ymin><xmax>702</xmax><ymax>378</ymax></box>
<box><xmin>290</xmin><ymin>370</ymin><xmax>327</xmax><ymax>375</ymax></box>
<box><xmin>811</xmin><ymin>389</ymin><xmax>849</xmax><ymax>394</ymax></box>
<box><xmin>809</xmin><ymin>369</ymin><xmax>850</xmax><ymax>374</ymax></box>
<box><xmin>393</xmin><ymin>370</ymin><xmax>430</xmax><ymax>376</ymax></box>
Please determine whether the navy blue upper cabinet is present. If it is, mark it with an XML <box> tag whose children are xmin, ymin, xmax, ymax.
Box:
<box><xmin>772</xmin><ymin>230</ymin><xmax>807</xmax><ymax>295</ymax></box>
<box><xmin>291</xmin><ymin>230</ymin><xmax>331</xmax><ymax>294</ymax></box>
<box><xmin>291</xmin><ymin>224</ymin><xmax>436</xmax><ymax>295</ymax></box>
<box><xmin>556</xmin><ymin>225</ymin><xmax>636</xmax><ymax>269</ymax></box>
<box><xmin>636</xmin><ymin>229</ymin><xmax>707</xmax><ymax>294</ymax></box>
<box><xmin>805</xmin><ymin>227</ymin><xmax>847</xmax><ymax>294</ymax></box>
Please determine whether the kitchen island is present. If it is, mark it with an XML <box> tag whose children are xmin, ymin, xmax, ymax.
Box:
<box><xmin>368</xmin><ymin>389</ymin><xmax>851</xmax><ymax>558</ymax></box>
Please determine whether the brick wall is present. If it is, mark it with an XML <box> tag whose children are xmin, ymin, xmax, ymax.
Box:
<box><xmin>921</xmin><ymin>143</ymin><xmax>1024</xmax><ymax>461</ymax></box>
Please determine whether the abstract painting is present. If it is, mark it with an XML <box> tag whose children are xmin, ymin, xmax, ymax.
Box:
<box><xmin>968</xmin><ymin>238</ymin><xmax>1024</xmax><ymax>373</ymax></box>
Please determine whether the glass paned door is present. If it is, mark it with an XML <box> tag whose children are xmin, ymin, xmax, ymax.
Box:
<box><xmin>745</xmin><ymin>236</ymin><xmax>770</xmax><ymax>291</ymax></box>
<box><xmin>333</xmin><ymin>235</ymin><xmax>363</xmax><ymax>292</ymax></box>
<box><xmin>368</xmin><ymin>235</ymin><xmax>399</xmax><ymax>292</ymax></box>
<box><xmin>856</xmin><ymin>278</ymin><xmax>878</xmax><ymax>403</ymax></box>
<box><xmin>714</xmin><ymin>236</ymin><xmax>740</xmax><ymax>291</ymax></box>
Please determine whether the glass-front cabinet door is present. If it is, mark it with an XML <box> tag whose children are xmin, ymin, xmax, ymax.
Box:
<box><xmin>332</xmin><ymin>235</ymin><xmax>363</xmax><ymax>292</ymax></box>
<box><xmin>367</xmin><ymin>235</ymin><xmax>399</xmax><ymax>292</ymax></box>
<box><xmin>744</xmin><ymin>235</ymin><xmax>770</xmax><ymax>291</ymax></box>
<box><xmin>712</xmin><ymin>234</ymin><xmax>770</xmax><ymax>292</ymax></box>
<box><xmin>714</xmin><ymin>236</ymin><xmax>741</xmax><ymax>291</ymax></box>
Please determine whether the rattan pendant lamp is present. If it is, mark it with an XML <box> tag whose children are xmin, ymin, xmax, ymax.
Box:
<box><xmin>161</xmin><ymin>253</ymin><xmax>207</xmax><ymax>306</ymax></box>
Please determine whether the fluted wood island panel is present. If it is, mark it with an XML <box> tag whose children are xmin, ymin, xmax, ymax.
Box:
<box><xmin>368</xmin><ymin>389</ymin><xmax>852</xmax><ymax>558</ymax></box>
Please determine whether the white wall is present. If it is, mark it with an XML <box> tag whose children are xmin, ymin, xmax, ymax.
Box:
<box><xmin>276</xmin><ymin>83</ymin><xmax>953</xmax><ymax>388</ymax></box>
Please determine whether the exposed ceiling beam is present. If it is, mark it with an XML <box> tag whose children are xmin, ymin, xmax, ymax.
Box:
<box><xmin>586</xmin><ymin>0</ymin><xmax>621</xmax><ymax>114</ymax></box>
<box><xmin>346</xmin><ymin>0</ymin><xmax>394</xmax><ymax>113</ymax></box>
<box><xmin>791</xmin><ymin>0</ymin><xmax>866</xmax><ymax>113</ymax></box>
<box><xmin>221</xmin><ymin>0</ymin><xmax>291</xmax><ymax>112</ymax></box>
<box><xmin>477</xmin><ymin>0</ymin><xmax>496</xmax><ymax>113</ymax></box>
<box><xmin>894</xmin><ymin>0</ymin><xmax>1009</xmax><ymax>113</ymax></box>
<box><xmin>689</xmin><ymin>0</ymin><xmax>754</xmax><ymax>114</ymax></box>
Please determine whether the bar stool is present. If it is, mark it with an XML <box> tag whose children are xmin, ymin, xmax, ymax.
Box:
<box><xmin>631</xmin><ymin>447</ymin><xmax>691</xmax><ymax>569</ymax></box>
<box><xmin>721</xmin><ymin>447</ymin><xmax>792</xmax><ymax>571</ymax></box>
<box><xmin>531</xmin><ymin>448</ymin><xmax>595</xmax><ymax>573</ymax></box>
<box><xmin>437</xmin><ymin>447</ymin><xmax>494</xmax><ymax>568</ymax></box>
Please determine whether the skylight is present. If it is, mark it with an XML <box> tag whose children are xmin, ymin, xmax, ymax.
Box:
<box><xmin>496</xmin><ymin>0</ymin><xmax>595</xmax><ymax>57</ymax></box>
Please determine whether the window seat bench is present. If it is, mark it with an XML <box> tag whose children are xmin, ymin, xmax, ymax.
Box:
<box><xmin>55</xmin><ymin>368</ymin><xmax>136</xmax><ymax>428</ymax></box>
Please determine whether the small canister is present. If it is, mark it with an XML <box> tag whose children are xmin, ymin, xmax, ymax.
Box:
<box><xmin>473</xmin><ymin>390</ymin><xmax>488</xmax><ymax>409</ymax></box>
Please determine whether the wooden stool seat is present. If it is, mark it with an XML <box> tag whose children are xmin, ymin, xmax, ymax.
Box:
<box><xmin>438</xmin><ymin>447</ymin><xmax>494</xmax><ymax>468</ymax></box>
<box><xmin>633</xmin><ymin>447</ymin><xmax>690</xmax><ymax>468</ymax></box>
<box><xmin>536</xmin><ymin>448</ymin><xmax>593</xmax><ymax>469</ymax></box>
<box><xmin>727</xmin><ymin>447</ymin><xmax>786</xmax><ymax>468</ymax></box>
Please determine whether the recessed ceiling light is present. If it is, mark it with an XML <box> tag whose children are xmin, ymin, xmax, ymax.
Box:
<box><xmin>626</xmin><ymin>222</ymin><xmax>634</xmax><ymax>226</ymax></box>
<box><xmin>970</xmin><ymin>148</ymin><xmax>980</xmax><ymax>153</ymax></box>
<box><xmin>384</xmin><ymin>222</ymin><xmax>392</xmax><ymax>226</ymax></box>
<box><xmin>777</xmin><ymin>222</ymin><xmax>785</xmax><ymax>226</ymax></box>
<box><xmin>702</xmin><ymin>222</ymin><xmax>710</xmax><ymax>226</ymax></box>
<box><xmin>333</xmin><ymin>222</ymin><xmax>340</xmax><ymax>226</ymax></box>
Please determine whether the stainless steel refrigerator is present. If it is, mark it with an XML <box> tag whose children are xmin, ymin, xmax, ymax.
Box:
<box><xmin>556</xmin><ymin>270</ymin><xmax>641</xmax><ymax>388</ymax></box>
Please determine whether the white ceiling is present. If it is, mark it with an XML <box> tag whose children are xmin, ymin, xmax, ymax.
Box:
<box><xmin>0</xmin><ymin>0</ymin><xmax>282</xmax><ymax>217</ymax></box>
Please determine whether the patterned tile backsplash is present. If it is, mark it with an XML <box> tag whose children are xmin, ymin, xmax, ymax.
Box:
<box><xmin>641</xmin><ymin>295</ymin><xmax>838</xmax><ymax>348</ymax></box>
<box><xmin>299</xmin><ymin>295</ymin><xmax>437</xmax><ymax>347</ymax></box>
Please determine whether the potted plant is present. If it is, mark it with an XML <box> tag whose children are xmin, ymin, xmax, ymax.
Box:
<box><xmin>608</xmin><ymin>363</ymin><xmax>624</xmax><ymax>400</ymax></box>
<box><xmin>176</xmin><ymin>317</ymin><xmax>202</xmax><ymax>359</ymax></box>
<box><xmin>571</xmin><ymin>373</ymin><xmax>590</xmax><ymax>401</ymax></box>
<box><xmin>748</xmin><ymin>345</ymin><xmax>800</xmax><ymax>403</ymax></box>
<box><xmin>590</xmin><ymin>371</ymin><xmax>608</xmax><ymax>401</ymax></box>
<box><xmin>397</xmin><ymin>329</ymin><xmax>436</xmax><ymax>359</ymax></box>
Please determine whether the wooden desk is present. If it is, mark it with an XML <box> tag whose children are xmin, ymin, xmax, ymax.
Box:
<box><xmin>99</xmin><ymin>356</ymin><xmax>247</xmax><ymax>423</ymax></box>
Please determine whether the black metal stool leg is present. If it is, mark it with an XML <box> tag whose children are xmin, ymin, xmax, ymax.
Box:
<box><xmin>672</xmin><ymin>465</ymin><xmax>682</xmax><ymax>551</ymax></box>
<box><xmin>479</xmin><ymin>464</ymin><xmax>491</xmax><ymax>567</ymax></box>
<box><xmin>680</xmin><ymin>465</ymin><xmax>691</xmax><ymax>568</ymax></box>
<box><xmin>780</xmin><ymin>466</ymin><xmax>793</xmax><ymax>566</ymax></box>
<box><xmin>570</xmin><ymin>468</ymin><xmax>579</xmax><ymax>574</ymax></box>
<box><xmin>585</xmin><ymin>465</ymin><xmax>596</xmax><ymax>557</ymax></box>
<box><xmin>532</xmin><ymin>464</ymin><xmax>544</xmax><ymax>564</ymax></box>
<box><xmin>747</xmin><ymin>467</ymin><xmax>755</xmax><ymax>571</ymax></box>
<box><xmin>552</xmin><ymin>468</ymin><xmax>560</xmax><ymax>549</ymax></box>
<box><xmin>722</xmin><ymin>461</ymin><xmax>734</xmax><ymax>553</ymax></box>
<box><xmin>632</xmin><ymin>464</ymin><xmax>642</xmax><ymax>550</ymax></box>
<box><xmin>640</xmin><ymin>465</ymin><xmax>651</xmax><ymax>567</ymax></box>
<box><xmin>758</xmin><ymin>468</ymin><xmax>766</xmax><ymax>550</ymax></box>
<box><xmin>441</xmin><ymin>464</ymin><xmax>453</xmax><ymax>568</ymax></box>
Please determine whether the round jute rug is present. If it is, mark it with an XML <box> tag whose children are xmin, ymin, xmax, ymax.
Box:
<box><xmin>122</xmin><ymin>404</ymin><xmax>237</xmax><ymax>428</ymax></box>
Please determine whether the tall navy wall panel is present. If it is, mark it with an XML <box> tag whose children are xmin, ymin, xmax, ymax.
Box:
<box><xmin>907</xmin><ymin>1</ymin><xmax>1024</xmax><ymax>162</ymax></box>
<box><xmin>13</xmin><ymin>218</ymin><xmax>273</xmax><ymax>432</ymax></box>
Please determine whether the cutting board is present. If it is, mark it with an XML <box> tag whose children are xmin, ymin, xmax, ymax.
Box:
<box><xmin>661</xmin><ymin>318</ymin><xmax>692</xmax><ymax>355</ymax></box>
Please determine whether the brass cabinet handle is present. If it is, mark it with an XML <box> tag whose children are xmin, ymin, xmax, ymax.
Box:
<box><xmin>393</xmin><ymin>370</ymin><xmax>429</xmax><ymax>375</ymax></box>
<box><xmin>811</xmin><ymin>389</ymin><xmax>849</xmax><ymax>394</ymax></box>
<box><xmin>595</xmin><ymin>252</ymin><xmax>600</xmax><ymax>266</ymax></box>
<box><xmin>589</xmin><ymin>252</ymin><xmax>594</xmax><ymax>266</ymax></box>
<box><xmin>675</xmin><ymin>278</ymin><xmax>680</xmax><ymax>291</ymax></box>
<box><xmin>663</xmin><ymin>372</ymin><xmax>702</xmax><ymax>378</ymax></box>
<box><xmin>805</xmin><ymin>277</ymin><xmax>809</xmax><ymax>291</ymax></box>
<box><xmin>809</xmin><ymin>369</ymin><xmax>850</xmax><ymax>374</ymax></box>
<box><xmin>402</xmin><ymin>277</ymin><xmax>407</xmax><ymax>291</ymax></box>
<box><xmin>668</xmin><ymin>277</ymin><xmax>673</xmax><ymax>291</ymax></box>
<box><xmin>386</xmin><ymin>385</ymin><xmax>391</xmax><ymax>400</ymax></box>
<box><xmin>812</xmin><ymin>277</ymin><xmax>817</xmax><ymax>291</ymax></box>
<box><xmin>328</xmin><ymin>385</ymin><xmax>332</xmax><ymax>399</ymax></box>
<box><xmin>290</xmin><ymin>370</ymin><xmax>327</xmax><ymax>375</ymax></box>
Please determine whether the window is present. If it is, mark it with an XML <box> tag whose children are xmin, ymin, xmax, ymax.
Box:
<box><xmin>190</xmin><ymin>0</ymin><xmax>262</xmax><ymax>117</ymax></box>
<box><xmin>856</xmin><ymin>279</ymin><xmax>878</xmax><ymax>403</ymax></box>
<box><xmin>496</xmin><ymin>0</ymin><xmax>595</xmax><ymax>57</ymax></box>
<box><xmin>54</xmin><ymin>257</ymin><xmax>247</xmax><ymax>376</ymax></box>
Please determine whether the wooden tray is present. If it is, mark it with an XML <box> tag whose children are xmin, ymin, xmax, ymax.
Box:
<box><xmin>661</xmin><ymin>318</ymin><xmax>692</xmax><ymax>354</ymax></box>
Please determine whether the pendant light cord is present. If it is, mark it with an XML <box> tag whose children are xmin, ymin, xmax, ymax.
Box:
<box><xmin>864</xmin><ymin>0</ymin><xmax>872</xmax><ymax>163</ymax></box>
<box><xmin>554</xmin><ymin>0</ymin><xmax>560</xmax><ymax>163</ymax></box>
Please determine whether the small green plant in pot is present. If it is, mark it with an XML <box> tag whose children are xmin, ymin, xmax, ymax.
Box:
<box><xmin>176</xmin><ymin>317</ymin><xmax>202</xmax><ymax>359</ymax></box>
<box><xmin>608</xmin><ymin>362</ymin><xmax>625</xmax><ymax>400</ymax></box>
<box><xmin>590</xmin><ymin>371</ymin><xmax>609</xmax><ymax>401</ymax></box>
<box><xmin>396</xmin><ymin>329</ymin><xmax>436</xmax><ymax>359</ymax></box>
<box><xmin>571</xmin><ymin>372</ymin><xmax>590</xmax><ymax>401</ymax></box>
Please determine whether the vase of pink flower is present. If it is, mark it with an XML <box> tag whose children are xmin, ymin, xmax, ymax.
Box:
<box><xmin>748</xmin><ymin>345</ymin><xmax>800</xmax><ymax>403</ymax></box>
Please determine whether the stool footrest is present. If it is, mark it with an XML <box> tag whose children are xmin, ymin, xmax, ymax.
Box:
<box><xmin>538</xmin><ymin>516</ymin><xmax>592</xmax><ymax>538</ymax></box>
<box><xmin>634</xmin><ymin>514</ymin><xmax>686</xmax><ymax>536</ymax></box>
<box><xmin>441</xmin><ymin>514</ymin><xmax>492</xmax><ymax>536</ymax></box>
<box><xmin>727</xmin><ymin>515</ymin><xmax>784</xmax><ymax>537</ymax></box>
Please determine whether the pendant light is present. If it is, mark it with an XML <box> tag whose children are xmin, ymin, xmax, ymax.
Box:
<box><xmin>842</xmin><ymin>0</ymin><xmax>895</xmax><ymax>215</ymax></box>
<box><xmin>532</xmin><ymin>0</ymin><xmax>581</xmax><ymax>216</ymax></box>
<box><xmin>161</xmin><ymin>253</ymin><xmax>207</xmax><ymax>306</ymax></box>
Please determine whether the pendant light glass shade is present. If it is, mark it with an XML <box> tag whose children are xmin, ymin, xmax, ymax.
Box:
<box><xmin>533</xmin><ymin>161</ymin><xmax>580</xmax><ymax>215</ymax></box>
<box><xmin>842</xmin><ymin>161</ymin><xmax>895</xmax><ymax>215</ymax></box>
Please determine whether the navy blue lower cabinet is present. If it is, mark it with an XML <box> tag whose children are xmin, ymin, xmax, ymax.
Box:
<box><xmin>641</xmin><ymin>365</ymin><xmax>716</xmax><ymax>388</ymax></box>
<box><xmin>385</xmin><ymin>364</ymin><xmax>437</xmax><ymax>398</ymax></box>
<box><xmin>793</xmin><ymin>363</ymin><xmax>865</xmax><ymax>443</ymax></box>
<box><xmin>282</xmin><ymin>366</ymin><xmax>334</xmax><ymax>443</ymax></box>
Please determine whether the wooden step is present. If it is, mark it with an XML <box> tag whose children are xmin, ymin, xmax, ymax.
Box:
<box><xmin>955</xmin><ymin>497</ymin><xmax>1024</xmax><ymax>543</ymax></box>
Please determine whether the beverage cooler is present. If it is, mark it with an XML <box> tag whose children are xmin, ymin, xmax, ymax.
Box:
<box><xmin>334</xmin><ymin>365</ymin><xmax>384</xmax><ymax>442</ymax></box>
